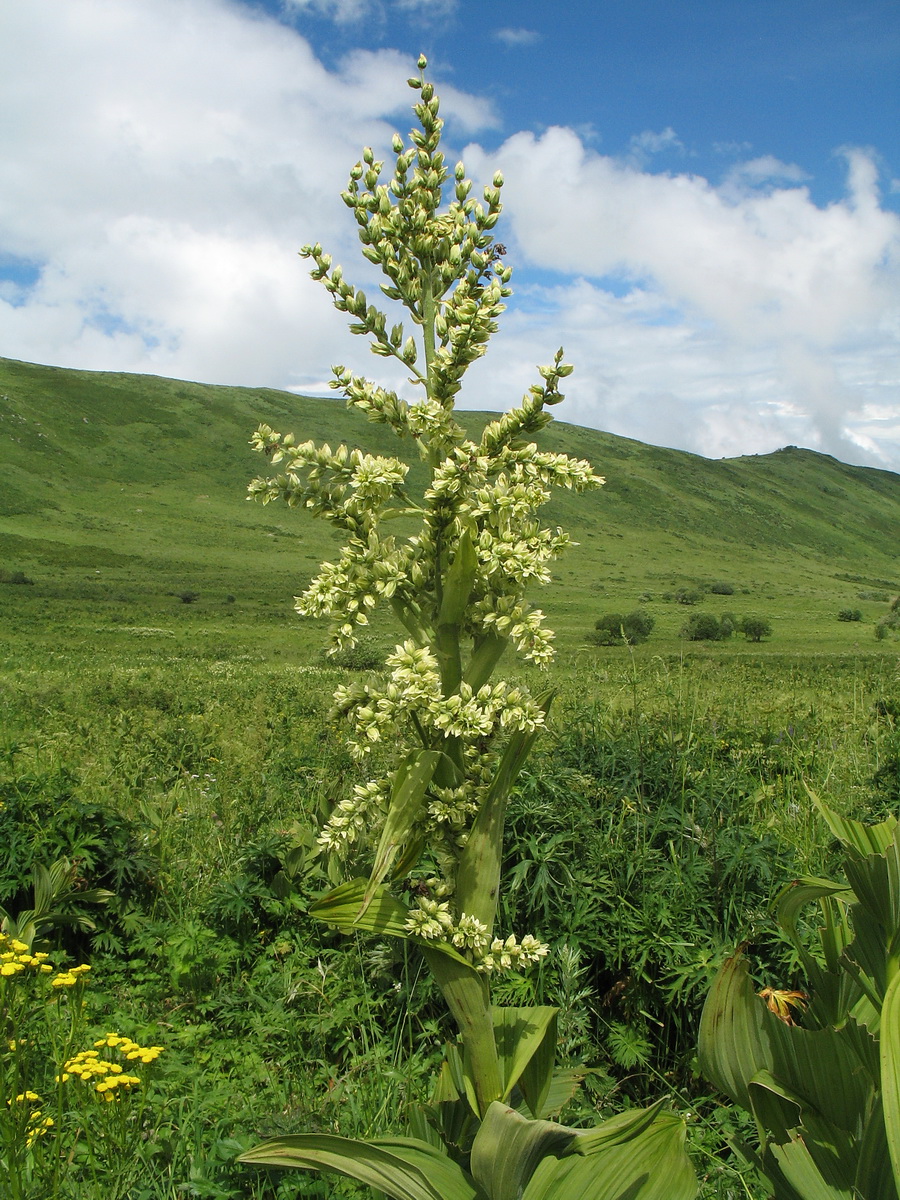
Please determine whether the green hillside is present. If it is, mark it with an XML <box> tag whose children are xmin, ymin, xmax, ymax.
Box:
<box><xmin>1</xmin><ymin>354</ymin><xmax>898</xmax><ymax>663</ymax></box>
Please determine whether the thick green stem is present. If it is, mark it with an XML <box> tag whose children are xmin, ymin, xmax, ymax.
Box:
<box><xmin>421</xmin><ymin>259</ymin><xmax>437</xmax><ymax>388</ymax></box>
<box><xmin>423</xmin><ymin>948</ymin><xmax>501</xmax><ymax>1117</ymax></box>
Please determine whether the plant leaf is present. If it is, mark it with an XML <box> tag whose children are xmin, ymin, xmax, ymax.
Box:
<box><xmin>424</xmin><ymin>947</ymin><xmax>502</xmax><ymax>1116</ymax></box>
<box><xmin>238</xmin><ymin>1133</ymin><xmax>485</xmax><ymax>1200</ymax></box>
<box><xmin>522</xmin><ymin>1109</ymin><xmax>696</xmax><ymax>1200</ymax></box>
<box><xmin>880</xmin><ymin>969</ymin><xmax>900</xmax><ymax>1188</ymax></box>
<box><xmin>360</xmin><ymin>749</ymin><xmax>442</xmax><ymax>915</ymax></box>
<box><xmin>491</xmin><ymin>1006</ymin><xmax>558</xmax><ymax>1110</ymax></box>
<box><xmin>698</xmin><ymin>952</ymin><xmax>871</xmax><ymax>1132</ymax></box>
<box><xmin>438</xmin><ymin>530</ymin><xmax>477</xmax><ymax>627</ymax></box>
<box><xmin>469</xmin><ymin>1102</ymin><xmax>577</xmax><ymax>1200</ymax></box>
<box><xmin>311</xmin><ymin>878</ymin><xmax>411</xmax><ymax>938</ymax></box>
<box><xmin>806</xmin><ymin>786</ymin><xmax>898</xmax><ymax>857</ymax></box>
<box><xmin>567</xmin><ymin>1101</ymin><xmax>667</xmax><ymax>1154</ymax></box>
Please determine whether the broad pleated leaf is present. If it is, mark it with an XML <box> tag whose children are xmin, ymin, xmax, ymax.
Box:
<box><xmin>880</xmin><ymin>969</ymin><xmax>900</xmax><ymax>1188</ymax></box>
<box><xmin>806</xmin><ymin>786</ymin><xmax>897</xmax><ymax>857</ymax></box>
<box><xmin>855</xmin><ymin>1094</ymin><xmax>900</xmax><ymax>1200</ymax></box>
<box><xmin>464</xmin><ymin>630</ymin><xmax>509</xmax><ymax>692</ymax></box>
<box><xmin>311</xmin><ymin>877</ymin><xmax>411</xmax><ymax>938</ymax></box>
<box><xmin>469</xmin><ymin>1103</ymin><xmax>578</xmax><ymax>1200</ymax></box>
<box><xmin>360</xmin><ymin>749</ymin><xmax>442</xmax><ymax>915</ymax></box>
<box><xmin>492</xmin><ymin>1007</ymin><xmax>559</xmax><ymax>1106</ymax></box>
<box><xmin>568</xmin><ymin>1101</ymin><xmax>667</xmax><ymax>1155</ymax></box>
<box><xmin>775</xmin><ymin>878</ymin><xmax>854</xmax><ymax>966</ymax></box>
<box><xmin>238</xmin><ymin>1133</ymin><xmax>485</xmax><ymax>1200</ymax></box>
<box><xmin>765</xmin><ymin>1138</ymin><xmax>854</xmax><ymax>1200</ymax></box>
<box><xmin>842</xmin><ymin>831</ymin><xmax>900</xmax><ymax>937</ymax></box>
<box><xmin>698</xmin><ymin>953</ymin><xmax>871</xmax><ymax>1132</ymax></box>
<box><xmin>522</xmin><ymin>1110</ymin><xmax>696</xmax><ymax>1200</ymax></box>
<box><xmin>747</xmin><ymin>1071</ymin><xmax>857</xmax><ymax>1194</ymax></box>
<box><xmin>534</xmin><ymin>1068</ymin><xmax>589</xmax><ymax>1119</ymax></box>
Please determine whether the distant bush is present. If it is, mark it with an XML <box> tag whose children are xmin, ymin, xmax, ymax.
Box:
<box><xmin>837</xmin><ymin>608</ymin><xmax>862</xmax><ymax>622</ymax></box>
<box><xmin>739</xmin><ymin>616</ymin><xmax>772</xmax><ymax>643</ymax></box>
<box><xmin>710</xmin><ymin>581</ymin><xmax>734</xmax><ymax>595</ymax></box>
<box><xmin>322</xmin><ymin>637</ymin><xmax>386</xmax><ymax>670</ymax></box>
<box><xmin>681</xmin><ymin>612</ymin><xmax>723</xmax><ymax>641</ymax></box>
<box><xmin>0</xmin><ymin>569</ymin><xmax>34</xmax><ymax>585</ymax></box>
<box><xmin>675</xmin><ymin>587</ymin><xmax>703</xmax><ymax>606</ymax></box>
<box><xmin>591</xmin><ymin>610</ymin><xmax>655</xmax><ymax>646</ymax></box>
<box><xmin>177</xmin><ymin>590</ymin><xmax>200</xmax><ymax>604</ymax></box>
<box><xmin>859</xmin><ymin>590</ymin><xmax>888</xmax><ymax>602</ymax></box>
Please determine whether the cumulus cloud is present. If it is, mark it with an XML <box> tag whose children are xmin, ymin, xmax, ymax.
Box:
<box><xmin>458</xmin><ymin>130</ymin><xmax>900</xmax><ymax>467</ymax></box>
<box><xmin>0</xmin><ymin>0</ymin><xmax>491</xmax><ymax>388</ymax></box>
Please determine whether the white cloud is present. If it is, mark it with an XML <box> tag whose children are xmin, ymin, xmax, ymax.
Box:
<box><xmin>628</xmin><ymin>127</ymin><xmax>684</xmax><ymax>166</ymax></box>
<box><xmin>494</xmin><ymin>27</ymin><xmax>541</xmax><ymax>48</ymax></box>
<box><xmin>0</xmin><ymin>0</ymin><xmax>491</xmax><ymax>388</ymax></box>
<box><xmin>458</xmin><ymin>132</ymin><xmax>900</xmax><ymax>468</ymax></box>
<box><xmin>283</xmin><ymin>0</ymin><xmax>456</xmax><ymax>22</ymax></box>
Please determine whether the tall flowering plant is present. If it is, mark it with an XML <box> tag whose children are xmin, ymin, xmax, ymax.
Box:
<box><xmin>240</xmin><ymin>59</ymin><xmax>695</xmax><ymax>1200</ymax></box>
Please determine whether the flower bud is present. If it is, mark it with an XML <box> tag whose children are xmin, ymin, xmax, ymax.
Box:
<box><xmin>417</xmin><ymin>53</ymin><xmax>428</xmax><ymax>70</ymax></box>
<box><xmin>392</xmin><ymin>133</ymin><xmax>404</xmax><ymax>154</ymax></box>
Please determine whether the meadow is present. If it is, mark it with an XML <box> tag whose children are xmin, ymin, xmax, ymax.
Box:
<box><xmin>2</xmin><ymin>355</ymin><xmax>900</xmax><ymax>1197</ymax></box>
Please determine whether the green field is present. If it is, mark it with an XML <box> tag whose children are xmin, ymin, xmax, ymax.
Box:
<box><xmin>2</xmin><ymin>356</ymin><xmax>900</xmax><ymax>1198</ymax></box>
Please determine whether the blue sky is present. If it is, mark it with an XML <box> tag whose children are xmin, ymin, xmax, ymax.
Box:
<box><xmin>249</xmin><ymin>0</ymin><xmax>900</xmax><ymax>211</ymax></box>
<box><xmin>1</xmin><ymin>0</ymin><xmax>898</xmax><ymax>470</ymax></box>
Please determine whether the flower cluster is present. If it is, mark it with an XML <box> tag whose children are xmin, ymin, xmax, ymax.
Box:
<box><xmin>477</xmin><ymin>933</ymin><xmax>550</xmax><ymax>974</ymax></box>
<box><xmin>59</xmin><ymin>1034</ymin><xmax>163</xmax><ymax>1101</ymax></box>
<box><xmin>7</xmin><ymin>1091</ymin><xmax>54</xmax><ymax>1147</ymax></box>
<box><xmin>403</xmin><ymin>902</ymin><xmax>548</xmax><ymax>974</ymax></box>
<box><xmin>50</xmin><ymin>963</ymin><xmax>91</xmax><ymax>988</ymax></box>
<box><xmin>332</xmin><ymin>641</ymin><xmax>546</xmax><ymax>761</ymax></box>
<box><xmin>0</xmin><ymin>936</ymin><xmax>53</xmax><ymax>977</ymax></box>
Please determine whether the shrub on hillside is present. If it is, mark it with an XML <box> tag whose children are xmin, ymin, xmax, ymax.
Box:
<box><xmin>675</xmin><ymin>587</ymin><xmax>703</xmax><ymax>606</ymax></box>
<box><xmin>591</xmin><ymin>610</ymin><xmax>655</xmax><ymax>646</ymax></box>
<box><xmin>681</xmin><ymin>612</ymin><xmax>723</xmax><ymax>641</ymax></box>
<box><xmin>837</xmin><ymin>608</ymin><xmax>862</xmax><ymax>622</ymax></box>
<box><xmin>0</xmin><ymin>569</ymin><xmax>34</xmax><ymax>585</ymax></box>
<box><xmin>710</xmin><ymin>581</ymin><xmax>734</xmax><ymax>595</ymax></box>
<box><xmin>739</xmin><ymin>616</ymin><xmax>772</xmax><ymax>642</ymax></box>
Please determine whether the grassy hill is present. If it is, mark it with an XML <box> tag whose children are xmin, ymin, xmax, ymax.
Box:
<box><xmin>1</xmin><ymin>354</ymin><xmax>898</xmax><ymax>666</ymax></box>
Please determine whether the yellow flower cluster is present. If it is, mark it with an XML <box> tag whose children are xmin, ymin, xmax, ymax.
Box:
<box><xmin>0</xmin><ymin>935</ymin><xmax>53</xmax><ymax>977</ymax></box>
<box><xmin>93</xmin><ymin>1032</ymin><xmax>164</xmax><ymax>1064</ymax></box>
<box><xmin>58</xmin><ymin>1033</ymin><xmax>163</xmax><ymax>1101</ymax></box>
<box><xmin>50</xmin><ymin>963</ymin><xmax>91</xmax><ymax>988</ymax></box>
<box><xmin>7</xmin><ymin>1091</ymin><xmax>55</xmax><ymax>1147</ymax></box>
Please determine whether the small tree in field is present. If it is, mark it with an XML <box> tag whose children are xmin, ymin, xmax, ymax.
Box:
<box><xmin>592</xmin><ymin>609</ymin><xmax>654</xmax><ymax>646</ymax></box>
<box><xmin>239</xmin><ymin>57</ymin><xmax>695</xmax><ymax>1200</ymax></box>
<box><xmin>681</xmin><ymin>612</ymin><xmax>722</xmax><ymax>641</ymax></box>
<box><xmin>739</xmin><ymin>616</ymin><xmax>772</xmax><ymax>643</ymax></box>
